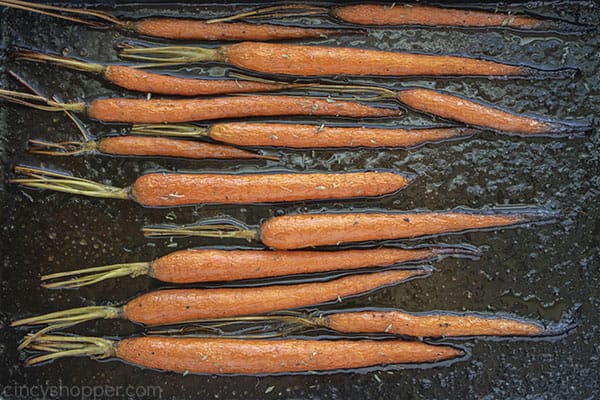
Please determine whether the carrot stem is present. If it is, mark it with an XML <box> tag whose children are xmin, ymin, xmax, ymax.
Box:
<box><xmin>205</xmin><ymin>5</ymin><xmax>328</xmax><ymax>24</ymax></box>
<box><xmin>150</xmin><ymin>313</ymin><xmax>322</xmax><ymax>336</ymax></box>
<box><xmin>119</xmin><ymin>45</ymin><xmax>221</xmax><ymax>67</ymax></box>
<box><xmin>28</xmin><ymin>139</ymin><xmax>98</xmax><ymax>156</ymax></box>
<box><xmin>11</xmin><ymin>306</ymin><xmax>121</xmax><ymax>350</ymax></box>
<box><xmin>10</xmin><ymin>166</ymin><xmax>129</xmax><ymax>200</ymax></box>
<box><xmin>15</xmin><ymin>50</ymin><xmax>104</xmax><ymax>73</ymax></box>
<box><xmin>41</xmin><ymin>262</ymin><xmax>150</xmax><ymax>289</ymax></box>
<box><xmin>21</xmin><ymin>334</ymin><xmax>115</xmax><ymax>366</ymax></box>
<box><xmin>7</xmin><ymin>70</ymin><xmax>93</xmax><ymax>141</ymax></box>
<box><xmin>130</xmin><ymin>124</ymin><xmax>209</xmax><ymax>138</ymax></box>
<box><xmin>0</xmin><ymin>88</ymin><xmax>84</xmax><ymax>112</ymax></box>
<box><xmin>0</xmin><ymin>0</ymin><xmax>126</xmax><ymax>27</ymax></box>
<box><xmin>142</xmin><ymin>223</ymin><xmax>258</xmax><ymax>241</ymax></box>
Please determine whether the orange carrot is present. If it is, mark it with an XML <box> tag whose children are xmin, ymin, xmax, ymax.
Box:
<box><xmin>119</xmin><ymin>42</ymin><xmax>569</xmax><ymax>78</ymax></box>
<box><xmin>1</xmin><ymin>1</ymin><xmax>360</xmax><ymax>41</ymax></box>
<box><xmin>212</xmin><ymin>4</ymin><xmax>580</xmax><ymax>33</ymax></box>
<box><xmin>203</xmin><ymin>122</ymin><xmax>473</xmax><ymax>148</ymax></box>
<box><xmin>22</xmin><ymin>335</ymin><xmax>464</xmax><ymax>373</ymax></box>
<box><xmin>259</xmin><ymin>212</ymin><xmax>535</xmax><ymax>249</ymax></box>
<box><xmin>87</xmin><ymin>95</ymin><xmax>399</xmax><ymax>123</ymax></box>
<box><xmin>0</xmin><ymin>89</ymin><xmax>400</xmax><ymax>123</ymax></box>
<box><xmin>321</xmin><ymin>310</ymin><xmax>544</xmax><ymax>337</ymax></box>
<box><xmin>16</xmin><ymin>51</ymin><xmax>299</xmax><ymax>96</ymax></box>
<box><xmin>11</xmin><ymin>166</ymin><xmax>412</xmax><ymax>207</ymax></box>
<box><xmin>29</xmin><ymin>135</ymin><xmax>275</xmax><ymax>161</ymax></box>
<box><xmin>396</xmin><ymin>88</ymin><xmax>590</xmax><ymax>135</ymax></box>
<box><xmin>41</xmin><ymin>246</ymin><xmax>476</xmax><ymax>289</ymax></box>
<box><xmin>331</xmin><ymin>4</ymin><xmax>545</xmax><ymax>29</ymax></box>
<box><xmin>144</xmin><ymin>210</ymin><xmax>548</xmax><ymax>250</ymax></box>
<box><xmin>130</xmin><ymin>19</ymin><xmax>359</xmax><ymax>41</ymax></box>
<box><xmin>11</xmin><ymin>268</ymin><xmax>430</xmax><ymax>340</ymax></box>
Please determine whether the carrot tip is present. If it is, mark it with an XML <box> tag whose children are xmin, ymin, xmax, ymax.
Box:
<box><xmin>520</xmin><ymin>66</ymin><xmax>579</xmax><ymax>80</ymax></box>
<box><xmin>544</xmin><ymin>118</ymin><xmax>593</xmax><ymax>137</ymax></box>
<box><xmin>533</xmin><ymin>20</ymin><xmax>596</xmax><ymax>35</ymax></box>
<box><xmin>513</xmin><ymin>209</ymin><xmax>560</xmax><ymax>225</ymax></box>
<box><xmin>431</xmin><ymin>245</ymin><xmax>482</xmax><ymax>260</ymax></box>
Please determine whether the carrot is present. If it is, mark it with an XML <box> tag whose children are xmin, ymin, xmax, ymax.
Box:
<box><xmin>131</xmin><ymin>19</ymin><xmax>361</xmax><ymax>42</ymax></box>
<box><xmin>28</xmin><ymin>135</ymin><xmax>276</xmax><ymax>161</ymax></box>
<box><xmin>40</xmin><ymin>246</ymin><xmax>478</xmax><ymax>289</ymax></box>
<box><xmin>87</xmin><ymin>95</ymin><xmax>399</xmax><ymax>123</ymax></box>
<box><xmin>395</xmin><ymin>88</ymin><xmax>590</xmax><ymax>135</ymax></box>
<box><xmin>1</xmin><ymin>1</ymin><xmax>360</xmax><ymax>41</ymax></box>
<box><xmin>159</xmin><ymin>122</ymin><xmax>473</xmax><ymax>149</ymax></box>
<box><xmin>16</xmin><ymin>50</ymin><xmax>302</xmax><ymax>96</ymax></box>
<box><xmin>21</xmin><ymin>335</ymin><xmax>464</xmax><ymax>373</ymax></box>
<box><xmin>258</xmin><ymin>212</ymin><xmax>537</xmax><ymax>250</ymax></box>
<box><xmin>321</xmin><ymin>310</ymin><xmax>545</xmax><ymax>337</ymax></box>
<box><xmin>10</xmin><ymin>166</ymin><xmax>412</xmax><ymax>207</ymax></box>
<box><xmin>0</xmin><ymin>89</ymin><xmax>400</xmax><ymax>123</ymax></box>
<box><xmin>156</xmin><ymin>309</ymin><xmax>552</xmax><ymax>338</ymax></box>
<box><xmin>212</xmin><ymin>3</ymin><xmax>581</xmax><ymax>33</ymax></box>
<box><xmin>119</xmin><ymin>42</ymin><xmax>571</xmax><ymax>78</ymax></box>
<box><xmin>11</xmin><ymin>268</ymin><xmax>430</xmax><ymax>345</ymax></box>
<box><xmin>143</xmin><ymin>209</ymin><xmax>549</xmax><ymax>250</ymax></box>
<box><xmin>331</xmin><ymin>4</ymin><xmax>545</xmax><ymax>29</ymax></box>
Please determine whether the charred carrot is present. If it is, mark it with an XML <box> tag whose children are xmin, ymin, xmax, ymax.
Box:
<box><xmin>21</xmin><ymin>335</ymin><xmax>463</xmax><ymax>373</ymax></box>
<box><xmin>41</xmin><ymin>246</ymin><xmax>477</xmax><ymax>289</ymax></box>
<box><xmin>0</xmin><ymin>1</ymin><xmax>360</xmax><ymax>41</ymax></box>
<box><xmin>144</xmin><ymin>209</ymin><xmax>550</xmax><ymax>250</ymax></box>
<box><xmin>10</xmin><ymin>166</ymin><xmax>412</xmax><ymax>207</ymax></box>
<box><xmin>132</xmin><ymin>122</ymin><xmax>474</xmax><ymax>149</ymax></box>
<box><xmin>119</xmin><ymin>42</ymin><xmax>571</xmax><ymax>78</ymax></box>
<box><xmin>0</xmin><ymin>89</ymin><xmax>400</xmax><ymax>123</ymax></box>
<box><xmin>28</xmin><ymin>135</ymin><xmax>276</xmax><ymax>161</ymax></box>
<box><xmin>11</xmin><ymin>268</ymin><xmax>430</xmax><ymax>344</ymax></box>
<box><xmin>157</xmin><ymin>309</ymin><xmax>551</xmax><ymax>338</ymax></box>
<box><xmin>16</xmin><ymin>51</ymin><xmax>302</xmax><ymax>96</ymax></box>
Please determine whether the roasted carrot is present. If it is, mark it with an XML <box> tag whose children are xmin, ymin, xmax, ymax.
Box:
<box><xmin>132</xmin><ymin>122</ymin><xmax>473</xmax><ymax>149</ymax></box>
<box><xmin>144</xmin><ymin>209</ymin><xmax>549</xmax><ymax>250</ymax></box>
<box><xmin>259</xmin><ymin>212</ymin><xmax>538</xmax><ymax>250</ymax></box>
<box><xmin>119</xmin><ymin>42</ymin><xmax>570</xmax><ymax>78</ymax></box>
<box><xmin>12</xmin><ymin>268</ymin><xmax>430</xmax><ymax>344</ymax></box>
<box><xmin>321</xmin><ymin>310</ymin><xmax>545</xmax><ymax>337</ymax></box>
<box><xmin>212</xmin><ymin>3</ymin><xmax>580</xmax><ymax>33</ymax></box>
<box><xmin>10</xmin><ymin>166</ymin><xmax>412</xmax><ymax>207</ymax></box>
<box><xmin>0</xmin><ymin>89</ymin><xmax>400</xmax><ymax>123</ymax></box>
<box><xmin>331</xmin><ymin>4</ymin><xmax>546</xmax><ymax>29</ymax></box>
<box><xmin>157</xmin><ymin>309</ymin><xmax>550</xmax><ymax>338</ymax></box>
<box><xmin>21</xmin><ymin>335</ymin><xmax>464</xmax><ymax>373</ymax></box>
<box><xmin>28</xmin><ymin>135</ymin><xmax>276</xmax><ymax>161</ymax></box>
<box><xmin>131</xmin><ymin>19</ymin><xmax>361</xmax><ymax>42</ymax></box>
<box><xmin>41</xmin><ymin>246</ymin><xmax>478</xmax><ymax>289</ymax></box>
<box><xmin>395</xmin><ymin>88</ymin><xmax>590</xmax><ymax>135</ymax></box>
<box><xmin>0</xmin><ymin>1</ymin><xmax>360</xmax><ymax>41</ymax></box>
<box><xmin>16</xmin><ymin>51</ymin><xmax>302</xmax><ymax>96</ymax></box>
